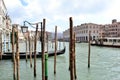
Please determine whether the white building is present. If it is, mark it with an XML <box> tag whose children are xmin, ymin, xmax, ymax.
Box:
<box><xmin>63</xmin><ymin>23</ymin><xmax>102</xmax><ymax>42</ymax></box>
<box><xmin>75</xmin><ymin>23</ymin><xmax>102</xmax><ymax>42</ymax></box>
<box><xmin>0</xmin><ymin>0</ymin><xmax>12</xmax><ymax>52</ymax></box>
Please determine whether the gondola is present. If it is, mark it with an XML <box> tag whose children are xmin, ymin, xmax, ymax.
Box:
<box><xmin>1</xmin><ymin>47</ymin><xmax>66</xmax><ymax>60</ymax></box>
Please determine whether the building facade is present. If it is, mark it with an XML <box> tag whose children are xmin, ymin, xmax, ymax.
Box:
<box><xmin>63</xmin><ymin>29</ymin><xmax>70</xmax><ymax>41</ymax></box>
<box><xmin>63</xmin><ymin>19</ymin><xmax>120</xmax><ymax>42</ymax></box>
<box><xmin>63</xmin><ymin>23</ymin><xmax>102</xmax><ymax>42</ymax></box>
<box><xmin>75</xmin><ymin>23</ymin><xmax>102</xmax><ymax>42</ymax></box>
<box><xmin>107</xmin><ymin>19</ymin><xmax>120</xmax><ymax>37</ymax></box>
<box><xmin>0</xmin><ymin>0</ymin><xmax>12</xmax><ymax>52</ymax></box>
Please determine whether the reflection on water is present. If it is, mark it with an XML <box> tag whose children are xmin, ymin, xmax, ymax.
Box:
<box><xmin>0</xmin><ymin>42</ymin><xmax>120</xmax><ymax>80</ymax></box>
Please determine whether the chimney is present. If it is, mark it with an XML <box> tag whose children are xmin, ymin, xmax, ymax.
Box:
<box><xmin>112</xmin><ymin>19</ymin><xmax>117</xmax><ymax>24</ymax></box>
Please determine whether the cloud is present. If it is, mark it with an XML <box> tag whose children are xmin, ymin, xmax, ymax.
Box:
<box><xmin>4</xmin><ymin>0</ymin><xmax>118</xmax><ymax>32</ymax></box>
<box><xmin>19</xmin><ymin>0</ymin><xmax>28</xmax><ymax>6</ymax></box>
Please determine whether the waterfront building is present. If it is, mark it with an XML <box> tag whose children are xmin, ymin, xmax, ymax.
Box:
<box><xmin>106</xmin><ymin>19</ymin><xmax>120</xmax><ymax>37</ymax></box>
<box><xmin>99</xmin><ymin>19</ymin><xmax>120</xmax><ymax>38</ymax></box>
<box><xmin>0</xmin><ymin>0</ymin><xmax>12</xmax><ymax>52</ymax></box>
<box><xmin>63</xmin><ymin>19</ymin><xmax>120</xmax><ymax>42</ymax></box>
<box><xmin>63</xmin><ymin>29</ymin><xmax>70</xmax><ymax>41</ymax></box>
<box><xmin>63</xmin><ymin>23</ymin><xmax>102</xmax><ymax>42</ymax></box>
<box><xmin>5</xmin><ymin>16</ymin><xmax>12</xmax><ymax>51</ymax></box>
<box><xmin>75</xmin><ymin>23</ymin><xmax>102</xmax><ymax>42</ymax></box>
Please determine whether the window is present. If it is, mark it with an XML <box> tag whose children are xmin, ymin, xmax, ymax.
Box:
<box><xmin>109</xmin><ymin>39</ymin><xmax>112</xmax><ymax>42</ymax></box>
<box><xmin>90</xmin><ymin>26</ymin><xmax>91</xmax><ymax>28</ymax></box>
<box><xmin>113</xmin><ymin>39</ymin><xmax>116</xmax><ymax>43</ymax></box>
<box><xmin>118</xmin><ymin>40</ymin><xmax>120</xmax><ymax>43</ymax></box>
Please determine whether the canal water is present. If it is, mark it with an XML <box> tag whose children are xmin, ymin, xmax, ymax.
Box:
<box><xmin>0</xmin><ymin>42</ymin><xmax>120</xmax><ymax>80</ymax></box>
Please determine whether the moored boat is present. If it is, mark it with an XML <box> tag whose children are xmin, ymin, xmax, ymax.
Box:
<box><xmin>1</xmin><ymin>47</ymin><xmax>66</xmax><ymax>60</ymax></box>
<box><xmin>91</xmin><ymin>37</ymin><xmax>120</xmax><ymax>48</ymax></box>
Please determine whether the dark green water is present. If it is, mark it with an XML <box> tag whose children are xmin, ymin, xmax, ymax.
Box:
<box><xmin>0</xmin><ymin>42</ymin><xmax>120</xmax><ymax>80</ymax></box>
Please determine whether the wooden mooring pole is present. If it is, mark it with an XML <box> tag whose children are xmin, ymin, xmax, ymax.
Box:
<box><xmin>34</xmin><ymin>23</ymin><xmax>38</xmax><ymax>77</ymax></box>
<box><xmin>54</xmin><ymin>26</ymin><xmax>57</xmax><ymax>75</ymax></box>
<box><xmin>69</xmin><ymin>17</ymin><xmax>74</xmax><ymax>80</ymax></box>
<box><xmin>12</xmin><ymin>26</ymin><xmax>16</xmax><ymax>80</ymax></box>
<box><xmin>42</xmin><ymin>19</ymin><xmax>46</xmax><ymax>80</ymax></box>
<box><xmin>31</xmin><ymin>36</ymin><xmax>35</xmax><ymax>54</ymax></box>
<box><xmin>69</xmin><ymin>40</ymin><xmax>70</xmax><ymax>71</ymax></box>
<box><xmin>29</xmin><ymin>32</ymin><xmax>32</xmax><ymax>68</ymax></box>
<box><xmin>88</xmin><ymin>31</ymin><xmax>91</xmax><ymax>68</ymax></box>
<box><xmin>41</xmin><ymin>22</ymin><xmax>42</xmax><ymax>52</ymax></box>
<box><xmin>16</xmin><ymin>26</ymin><xmax>20</xmax><ymax>80</ymax></box>
<box><xmin>26</xmin><ymin>38</ymin><xmax>28</xmax><ymax>62</ymax></box>
<box><xmin>73</xmin><ymin>33</ymin><xmax>77</xmax><ymax>79</ymax></box>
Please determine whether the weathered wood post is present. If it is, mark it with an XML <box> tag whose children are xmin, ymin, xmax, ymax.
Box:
<box><xmin>26</xmin><ymin>37</ymin><xmax>28</xmax><ymax>62</ymax></box>
<box><xmin>34</xmin><ymin>23</ymin><xmax>38</xmax><ymax>77</ymax></box>
<box><xmin>73</xmin><ymin>33</ymin><xmax>77</xmax><ymax>79</ymax></box>
<box><xmin>41</xmin><ymin>22</ymin><xmax>42</xmax><ymax>52</ymax></box>
<box><xmin>16</xmin><ymin>26</ymin><xmax>20</xmax><ymax>80</ymax></box>
<box><xmin>54</xmin><ymin>26</ymin><xmax>57</xmax><ymax>75</ymax></box>
<box><xmin>42</xmin><ymin>19</ymin><xmax>46</xmax><ymax>80</ymax></box>
<box><xmin>88</xmin><ymin>31</ymin><xmax>91</xmax><ymax>68</ymax></box>
<box><xmin>12</xmin><ymin>26</ymin><xmax>16</xmax><ymax>80</ymax></box>
<box><xmin>69</xmin><ymin>17</ymin><xmax>74</xmax><ymax>80</ymax></box>
<box><xmin>31</xmin><ymin>36</ymin><xmax>35</xmax><ymax>54</ymax></box>
<box><xmin>69</xmin><ymin>40</ymin><xmax>70</xmax><ymax>71</ymax></box>
<box><xmin>29</xmin><ymin>31</ymin><xmax>32</xmax><ymax>68</ymax></box>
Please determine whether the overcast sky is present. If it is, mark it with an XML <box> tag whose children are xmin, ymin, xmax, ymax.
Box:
<box><xmin>4</xmin><ymin>0</ymin><xmax>120</xmax><ymax>32</ymax></box>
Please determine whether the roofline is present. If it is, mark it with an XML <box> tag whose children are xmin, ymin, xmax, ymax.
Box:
<box><xmin>2</xmin><ymin>0</ymin><xmax>7</xmax><ymax>10</ymax></box>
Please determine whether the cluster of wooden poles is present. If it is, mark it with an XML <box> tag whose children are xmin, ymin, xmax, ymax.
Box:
<box><xmin>11</xmin><ymin>19</ymin><xmax>45</xmax><ymax>80</ymax></box>
<box><xmin>11</xmin><ymin>24</ymin><xmax>20</xmax><ymax>80</ymax></box>
<box><xmin>0</xmin><ymin>17</ymin><xmax>91</xmax><ymax>80</ymax></box>
<box><xmin>10</xmin><ymin>18</ymin><xmax>60</xmax><ymax>80</ymax></box>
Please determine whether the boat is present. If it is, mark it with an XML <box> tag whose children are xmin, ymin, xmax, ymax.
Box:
<box><xmin>91</xmin><ymin>37</ymin><xmax>120</xmax><ymax>48</ymax></box>
<box><xmin>1</xmin><ymin>47</ymin><xmax>66</xmax><ymax>60</ymax></box>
